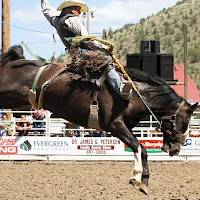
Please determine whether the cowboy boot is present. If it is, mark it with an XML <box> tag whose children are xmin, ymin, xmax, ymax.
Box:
<box><xmin>120</xmin><ymin>76</ymin><xmax>133</xmax><ymax>100</ymax></box>
<box><xmin>121</xmin><ymin>81</ymin><xmax>133</xmax><ymax>101</ymax></box>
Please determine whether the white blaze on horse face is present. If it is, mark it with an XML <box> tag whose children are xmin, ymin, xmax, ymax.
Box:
<box><xmin>131</xmin><ymin>145</ymin><xmax>143</xmax><ymax>184</ymax></box>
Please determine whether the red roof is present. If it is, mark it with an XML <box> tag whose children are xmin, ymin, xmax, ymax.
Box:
<box><xmin>170</xmin><ymin>64</ymin><xmax>200</xmax><ymax>103</ymax></box>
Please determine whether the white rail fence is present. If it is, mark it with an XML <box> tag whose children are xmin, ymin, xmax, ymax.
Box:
<box><xmin>0</xmin><ymin>110</ymin><xmax>199</xmax><ymax>161</ymax></box>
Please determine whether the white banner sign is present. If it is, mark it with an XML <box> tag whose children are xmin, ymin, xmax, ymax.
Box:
<box><xmin>0</xmin><ymin>137</ymin><xmax>199</xmax><ymax>156</ymax></box>
<box><xmin>69</xmin><ymin>137</ymin><xmax>124</xmax><ymax>155</ymax></box>
<box><xmin>180</xmin><ymin>138</ymin><xmax>200</xmax><ymax>155</ymax></box>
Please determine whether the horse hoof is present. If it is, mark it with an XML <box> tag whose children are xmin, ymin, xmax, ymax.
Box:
<box><xmin>129</xmin><ymin>179</ymin><xmax>141</xmax><ymax>190</ymax></box>
<box><xmin>139</xmin><ymin>183</ymin><xmax>148</xmax><ymax>195</ymax></box>
<box><xmin>129</xmin><ymin>179</ymin><xmax>148</xmax><ymax>195</ymax></box>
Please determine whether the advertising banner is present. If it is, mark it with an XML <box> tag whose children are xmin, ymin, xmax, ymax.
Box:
<box><xmin>125</xmin><ymin>139</ymin><xmax>164</xmax><ymax>154</ymax></box>
<box><xmin>19</xmin><ymin>137</ymin><xmax>69</xmax><ymax>155</ymax></box>
<box><xmin>180</xmin><ymin>138</ymin><xmax>200</xmax><ymax>155</ymax></box>
<box><xmin>0</xmin><ymin>137</ymin><xmax>18</xmax><ymax>155</ymax></box>
<box><xmin>69</xmin><ymin>137</ymin><xmax>124</xmax><ymax>155</ymax></box>
<box><xmin>0</xmin><ymin>137</ymin><xmax>199</xmax><ymax>158</ymax></box>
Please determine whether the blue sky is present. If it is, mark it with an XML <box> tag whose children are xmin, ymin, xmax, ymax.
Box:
<box><xmin>0</xmin><ymin>0</ymin><xmax>179</xmax><ymax>59</ymax></box>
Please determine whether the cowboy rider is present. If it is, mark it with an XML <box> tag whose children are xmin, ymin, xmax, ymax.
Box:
<box><xmin>41</xmin><ymin>0</ymin><xmax>132</xmax><ymax>100</ymax></box>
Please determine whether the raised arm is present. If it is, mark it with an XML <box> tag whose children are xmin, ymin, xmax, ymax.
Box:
<box><xmin>41</xmin><ymin>0</ymin><xmax>58</xmax><ymax>26</ymax></box>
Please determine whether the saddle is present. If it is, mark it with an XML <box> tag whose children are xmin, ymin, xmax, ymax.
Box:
<box><xmin>66</xmin><ymin>46</ymin><xmax>114</xmax><ymax>129</ymax></box>
<box><xmin>67</xmin><ymin>45</ymin><xmax>113</xmax><ymax>88</ymax></box>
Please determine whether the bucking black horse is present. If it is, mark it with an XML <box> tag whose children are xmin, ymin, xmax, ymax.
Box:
<box><xmin>0</xmin><ymin>45</ymin><xmax>198</xmax><ymax>195</ymax></box>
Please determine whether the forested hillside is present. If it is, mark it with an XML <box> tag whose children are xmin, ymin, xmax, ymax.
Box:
<box><xmin>108</xmin><ymin>0</ymin><xmax>200</xmax><ymax>88</ymax></box>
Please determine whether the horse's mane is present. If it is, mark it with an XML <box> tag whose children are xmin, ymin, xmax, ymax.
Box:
<box><xmin>0</xmin><ymin>45</ymin><xmax>25</xmax><ymax>67</ymax></box>
<box><xmin>126</xmin><ymin>67</ymin><xmax>167</xmax><ymax>86</ymax></box>
<box><xmin>126</xmin><ymin>67</ymin><xmax>183</xmax><ymax>105</ymax></box>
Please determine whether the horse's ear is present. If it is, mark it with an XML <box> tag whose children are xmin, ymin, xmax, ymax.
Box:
<box><xmin>190</xmin><ymin>103</ymin><xmax>199</xmax><ymax>112</ymax></box>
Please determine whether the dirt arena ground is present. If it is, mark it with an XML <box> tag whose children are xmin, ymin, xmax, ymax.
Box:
<box><xmin>0</xmin><ymin>161</ymin><xmax>199</xmax><ymax>200</ymax></box>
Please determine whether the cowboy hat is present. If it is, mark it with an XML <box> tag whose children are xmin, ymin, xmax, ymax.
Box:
<box><xmin>57</xmin><ymin>0</ymin><xmax>89</xmax><ymax>12</ymax></box>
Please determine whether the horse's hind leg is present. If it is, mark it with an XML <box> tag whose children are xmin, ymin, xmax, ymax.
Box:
<box><xmin>110</xmin><ymin>119</ymin><xmax>149</xmax><ymax>194</ymax></box>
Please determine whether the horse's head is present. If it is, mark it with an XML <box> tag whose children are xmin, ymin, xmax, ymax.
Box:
<box><xmin>160</xmin><ymin>100</ymin><xmax>198</xmax><ymax>156</ymax></box>
<box><xmin>1</xmin><ymin>45</ymin><xmax>25</xmax><ymax>67</ymax></box>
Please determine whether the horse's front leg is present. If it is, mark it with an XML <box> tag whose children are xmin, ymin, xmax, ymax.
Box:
<box><xmin>129</xmin><ymin>144</ymin><xmax>143</xmax><ymax>188</ymax></box>
<box><xmin>130</xmin><ymin>144</ymin><xmax>149</xmax><ymax>195</ymax></box>
<box><xmin>110</xmin><ymin>119</ymin><xmax>149</xmax><ymax>195</ymax></box>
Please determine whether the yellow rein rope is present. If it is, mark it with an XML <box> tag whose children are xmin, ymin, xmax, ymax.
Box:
<box><xmin>71</xmin><ymin>36</ymin><xmax>138</xmax><ymax>91</ymax></box>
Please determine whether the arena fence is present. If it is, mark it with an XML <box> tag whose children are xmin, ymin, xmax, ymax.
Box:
<box><xmin>0</xmin><ymin>110</ymin><xmax>199</xmax><ymax>162</ymax></box>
